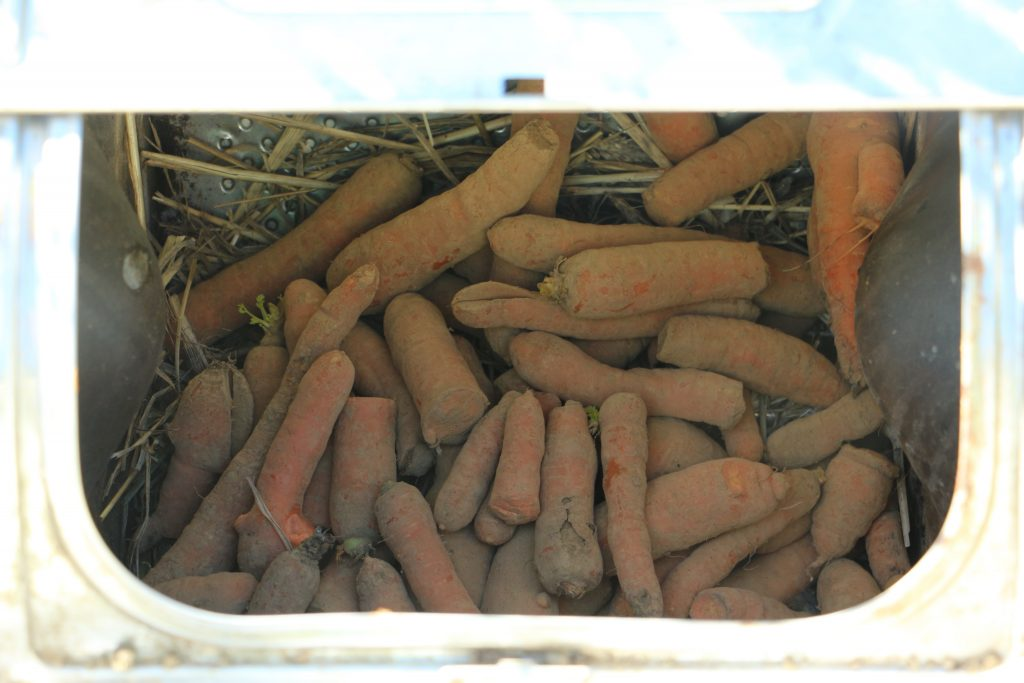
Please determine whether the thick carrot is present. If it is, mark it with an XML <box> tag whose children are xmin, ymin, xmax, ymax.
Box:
<box><xmin>247</xmin><ymin>529</ymin><xmax>334</xmax><ymax>615</ymax></box>
<box><xmin>307</xmin><ymin>555</ymin><xmax>359</xmax><ymax>613</ymax></box>
<box><xmin>721</xmin><ymin>389</ymin><xmax>764</xmax><ymax>461</ymax></box>
<box><xmin>600</xmin><ymin>393</ymin><xmax>662</xmax><ymax>617</ymax></box>
<box><xmin>656</xmin><ymin>315</ymin><xmax>847</xmax><ymax>407</ymax></box>
<box><xmin>558</xmin><ymin>578</ymin><xmax>614</xmax><ymax>617</ymax></box>
<box><xmin>453</xmin><ymin>335</ymin><xmax>497</xmax><ymax>403</ymax></box>
<box><xmin>282</xmin><ymin>279</ymin><xmax>327</xmax><ymax>353</ymax></box>
<box><xmin>639</xmin><ymin>112</ymin><xmax>719</xmax><ymax>163</ymax></box>
<box><xmin>139</xmin><ymin>363</ymin><xmax>253</xmax><ymax>550</ymax></box>
<box><xmin>510</xmin><ymin>79</ymin><xmax>579</xmax><ymax>217</ymax></box>
<box><xmin>510</xmin><ymin>331</ymin><xmax>746</xmax><ymax>429</ymax></box>
<box><xmin>489</xmin><ymin>391</ymin><xmax>545</xmax><ymax>525</ymax></box>
<box><xmin>853</xmin><ymin>140</ymin><xmax>905</xmax><ymax>233</ymax></box>
<box><xmin>301</xmin><ymin>445</ymin><xmax>333</xmax><ymax>531</ymax></box>
<box><xmin>474</xmin><ymin>488</ymin><xmax>517</xmax><ymax>546</ymax></box>
<box><xmin>330</xmin><ymin>397</ymin><xmax>397</xmax><ymax>559</ymax></box>
<box><xmin>433</xmin><ymin>392</ymin><xmax>520</xmax><ymax>532</ymax></box>
<box><xmin>660</xmin><ymin>467</ymin><xmax>822</xmax><ymax>617</ymax></box>
<box><xmin>453</xmin><ymin>280</ymin><xmax>754</xmax><ymax>341</ymax></box>
<box><xmin>758</xmin><ymin>513</ymin><xmax>812</xmax><ymax>554</ymax></box>
<box><xmin>481</xmin><ymin>524</ymin><xmax>558</xmax><ymax>616</ymax></box>
<box><xmin>184</xmin><ymin>154</ymin><xmax>420</xmax><ymax>344</ymax></box>
<box><xmin>766</xmin><ymin>389</ymin><xmax>884</xmax><ymax>468</ymax></box>
<box><xmin>534</xmin><ymin>401</ymin><xmax>602</xmax><ymax>598</ymax></box>
<box><xmin>646</xmin><ymin>416</ymin><xmax>726</xmax><ymax>479</ymax></box>
<box><xmin>376</xmin><ymin>481</ymin><xmax>479</xmax><ymax>613</ymax></box>
<box><xmin>806</xmin><ymin>112</ymin><xmax>900</xmax><ymax>385</ymax></box>
<box><xmin>719</xmin><ymin>534</ymin><xmax>819</xmax><ymax>604</ymax></box>
<box><xmin>339</xmin><ymin>322</ymin><xmax>434</xmax><ymax>477</ymax></box>
<box><xmin>540</xmin><ymin>241</ymin><xmax>769</xmax><ymax>319</ymax></box>
<box><xmin>384</xmin><ymin>293</ymin><xmax>490</xmax><ymax>446</ymax></box>
<box><xmin>356</xmin><ymin>557</ymin><xmax>416</xmax><ymax>612</ymax></box>
<box><xmin>817</xmin><ymin>558</ymin><xmax>881</xmax><ymax>614</ymax></box>
<box><xmin>143</xmin><ymin>264</ymin><xmax>378</xmax><ymax>586</ymax></box>
<box><xmin>811</xmin><ymin>445</ymin><xmax>900</xmax><ymax>568</ymax></box>
<box><xmin>326</xmin><ymin>119</ymin><xmax>560</xmax><ymax>310</ymax></box>
<box><xmin>690</xmin><ymin>587</ymin><xmax>809</xmax><ymax>620</ymax></box>
<box><xmin>152</xmin><ymin>572</ymin><xmax>257</xmax><ymax>614</ymax></box>
<box><xmin>642</xmin><ymin>113</ymin><xmax>810</xmax><ymax>226</ymax></box>
<box><xmin>235</xmin><ymin>350</ymin><xmax>355</xmax><ymax>577</ymax></box>
<box><xmin>573</xmin><ymin>338</ymin><xmax>648</xmax><ymax>369</ymax></box>
<box><xmin>487</xmin><ymin>214</ymin><xmax>717</xmax><ymax>273</ymax></box>
<box><xmin>754</xmin><ymin>246</ymin><xmax>826</xmax><ymax>318</ymax></box>
<box><xmin>441</xmin><ymin>527</ymin><xmax>496</xmax><ymax>608</ymax></box>
<box><xmin>865</xmin><ymin>510</ymin><xmax>910</xmax><ymax>590</ymax></box>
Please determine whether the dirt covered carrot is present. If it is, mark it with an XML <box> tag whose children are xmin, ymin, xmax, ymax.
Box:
<box><xmin>646</xmin><ymin>416</ymin><xmax>726</xmax><ymax>479</ymax></box>
<box><xmin>754</xmin><ymin>245</ymin><xmax>826</xmax><ymax>318</ymax></box>
<box><xmin>152</xmin><ymin>572</ymin><xmax>257</xmax><ymax>614</ymax></box>
<box><xmin>340</xmin><ymin>321</ymin><xmax>433</xmax><ymax>477</ymax></box>
<box><xmin>441</xmin><ymin>527</ymin><xmax>496</xmax><ymax>608</ymax></box>
<box><xmin>184</xmin><ymin>154</ymin><xmax>420</xmax><ymax>344</ymax></box>
<box><xmin>656</xmin><ymin>315</ymin><xmax>847</xmax><ymax>407</ymax></box>
<box><xmin>144</xmin><ymin>264</ymin><xmax>378</xmax><ymax>586</ymax></box>
<box><xmin>719</xmin><ymin>534</ymin><xmax>819</xmax><ymax>604</ymax></box>
<box><xmin>865</xmin><ymin>510</ymin><xmax>910</xmax><ymax>589</ymax></box>
<box><xmin>817</xmin><ymin>558</ymin><xmax>881</xmax><ymax>614</ymax></box>
<box><xmin>384</xmin><ymin>293</ymin><xmax>490</xmax><ymax>446</ymax></box>
<box><xmin>326</xmin><ymin>119</ymin><xmax>560</xmax><ymax>310</ymax></box>
<box><xmin>487</xmin><ymin>215</ymin><xmax>718</xmax><ymax>273</ymax></box>
<box><xmin>235</xmin><ymin>350</ymin><xmax>355</xmax><ymax>577</ymax></box>
<box><xmin>766</xmin><ymin>389</ymin><xmax>884</xmax><ymax>468</ymax></box>
<box><xmin>534</xmin><ymin>401</ymin><xmax>602</xmax><ymax>598</ymax></box>
<box><xmin>307</xmin><ymin>556</ymin><xmax>360</xmax><ymax>613</ymax></box>
<box><xmin>474</xmin><ymin>488</ymin><xmax>517</xmax><ymax>547</ymax></box>
<box><xmin>481</xmin><ymin>524</ymin><xmax>558</xmax><ymax>616</ymax></box>
<box><xmin>356</xmin><ymin>557</ymin><xmax>416</xmax><ymax>612</ymax></box>
<box><xmin>247</xmin><ymin>529</ymin><xmax>334</xmax><ymax>615</ymax></box>
<box><xmin>639</xmin><ymin>112</ymin><xmax>719</xmax><ymax>163</ymax></box>
<box><xmin>643</xmin><ymin>113</ymin><xmax>810</xmax><ymax>226</ymax></box>
<box><xmin>600</xmin><ymin>393</ymin><xmax>662</xmax><ymax>617</ymax></box>
<box><xmin>330</xmin><ymin>397</ymin><xmax>397</xmax><ymax>558</ymax></box>
<box><xmin>510</xmin><ymin>331</ymin><xmax>746</xmax><ymax>429</ymax></box>
<box><xmin>811</xmin><ymin>445</ymin><xmax>900</xmax><ymax>568</ymax></box>
<box><xmin>605</xmin><ymin>554</ymin><xmax>687</xmax><ymax>617</ymax></box>
<box><xmin>721</xmin><ymin>389</ymin><xmax>764</xmax><ymax>461</ymax></box>
<box><xmin>282</xmin><ymin>279</ymin><xmax>327</xmax><ymax>353</ymax></box>
<box><xmin>489</xmin><ymin>391</ymin><xmax>545</xmax><ymax>525</ymax></box>
<box><xmin>689</xmin><ymin>587</ymin><xmax>809</xmax><ymax>620</ymax></box>
<box><xmin>433</xmin><ymin>392</ymin><xmax>520</xmax><ymax>532</ymax></box>
<box><xmin>540</xmin><ymin>241</ymin><xmax>769</xmax><ymax>319</ymax></box>
<box><xmin>139</xmin><ymin>363</ymin><xmax>253</xmax><ymax>550</ymax></box>
<box><xmin>376</xmin><ymin>481</ymin><xmax>479</xmax><ymax>613</ymax></box>
<box><xmin>758</xmin><ymin>513</ymin><xmax>812</xmax><ymax>554</ymax></box>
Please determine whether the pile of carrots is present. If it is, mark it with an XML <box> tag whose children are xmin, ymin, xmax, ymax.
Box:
<box><xmin>139</xmin><ymin>107</ymin><xmax>912</xmax><ymax>619</ymax></box>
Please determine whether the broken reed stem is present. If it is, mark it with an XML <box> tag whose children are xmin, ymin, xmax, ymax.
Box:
<box><xmin>396</xmin><ymin>113</ymin><xmax>459</xmax><ymax>186</ymax></box>
<box><xmin>153</xmin><ymin>193</ymin><xmax>274</xmax><ymax>245</ymax></box>
<box><xmin>143</xmin><ymin>151</ymin><xmax>338</xmax><ymax>190</ymax></box>
<box><xmin>125</xmin><ymin>113</ymin><xmax>148</xmax><ymax>231</ymax></box>
<box><xmin>609</xmin><ymin>112</ymin><xmax>672</xmax><ymax>169</ymax></box>
<box><xmin>247</xmin><ymin>113</ymin><xmax>420</xmax><ymax>152</ymax></box>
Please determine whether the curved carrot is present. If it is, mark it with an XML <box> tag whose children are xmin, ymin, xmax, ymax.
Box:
<box><xmin>766</xmin><ymin>389</ymin><xmax>884</xmax><ymax>468</ymax></box>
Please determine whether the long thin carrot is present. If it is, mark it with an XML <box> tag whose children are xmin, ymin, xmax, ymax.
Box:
<box><xmin>143</xmin><ymin>264</ymin><xmax>378</xmax><ymax>586</ymax></box>
<box><xmin>489</xmin><ymin>391</ymin><xmax>545</xmax><ymax>525</ymax></box>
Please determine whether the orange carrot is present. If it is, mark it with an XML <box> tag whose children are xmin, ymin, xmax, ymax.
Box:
<box><xmin>600</xmin><ymin>393</ymin><xmax>662</xmax><ymax>616</ymax></box>
<box><xmin>719</xmin><ymin>534</ymin><xmax>819</xmax><ymax>604</ymax></box>
<box><xmin>307</xmin><ymin>555</ymin><xmax>360</xmax><ymax>613</ymax></box>
<box><xmin>660</xmin><ymin>468</ymin><xmax>821</xmax><ymax>617</ymax></box>
<box><xmin>853</xmin><ymin>140</ymin><xmax>905</xmax><ymax>233</ymax></box>
<box><xmin>481</xmin><ymin>524</ymin><xmax>558</xmax><ymax>616</ymax></box>
<box><xmin>301</xmin><ymin>445</ymin><xmax>333</xmax><ymax>531</ymax></box>
<box><xmin>143</xmin><ymin>264</ymin><xmax>378</xmax><ymax>586</ymax></box>
<box><xmin>534</xmin><ymin>401</ymin><xmax>602</xmax><ymax>598</ymax></box>
<box><xmin>865</xmin><ymin>510</ymin><xmax>910</xmax><ymax>589</ymax></box>
<box><xmin>247</xmin><ymin>529</ymin><xmax>334</xmax><ymax>615</ymax></box>
<box><xmin>573</xmin><ymin>338</ymin><xmax>648</xmax><ymax>369</ymax></box>
<box><xmin>139</xmin><ymin>363</ymin><xmax>253</xmax><ymax>550</ymax></box>
<box><xmin>640</xmin><ymin>112</ymin><xmax>719</xmax><ymax>162</ymax></box>
<box><xmin>433</xmin><ymin>392</ymin><xmax>520</xmax><ymax>532</ymax></box>
<box><xmin>806</xmin><ymin>112</ymin><xmax>900</xmax><ymax>385</ymax></box>
<box><xmin>282</xmin><ymin>279</ymin><xmax>327</xmax><ymax>353</ymax></box>
<box><xmin>540</xmin><ymin>241</ymin><xmax>769</xmax><ymax>319</ymax></box>
<box><xmin>656</xmin><ymin>315</ymin><xmax>847</xmax><ymax>407</ymax></box>
<box><xmin>474</xmin><ymin>488</ymin><xmax>517</xmax><ymax>547</ymax></box>
<box><xmin>811</xmin><ymin>445</ymin><xmax>900</xmax><ymax>568</ymax></box>
<box><xmin>646</xmin><ymin>416</ymin><xmax>726</xmax><ymax>479</ymax></box>
<box><xmin>183</xmin><ymin>154</ymin><xmax>420</xmax><ymax>344</ymax></box>
<box><xmin>339</xmin><ymin>322</ymin><xmax>434</xmax><ymax>477</ymax></box>
<box><xmin>487</xmin><ymin>214</ymin><xmax>717</xmax><ymax>273</ymax></box>
<box><xmin>754</xmin><ymin>245</ymin><xmax>826</xmax><ymax>318</ymax></box>
<box><xmin>234</xmin><ymin>350</ymin><xmax>355</xmax><ymax>577</ymax></box>
<box><xmin>766</xmin><ymin>389</ymin><xmax>884</xmax><ymax>468</ymax></box>
<box><xmin>356</xmin><ymin>557</ymin><xmax>416</xmax><ymax>612</ymax></box>
<box><xmin>510</xmin><ymin>79</ymin><xmax>579</xmax><ymax>217</ymax></box>
<box><xmin>330</xmin><ymin>397</ymin><xmax>397</xmax><ymax>558</ymax></box>
<box><xmin>152</xmin><ymin>572</ymin><xmax>257</xmax><ymax>614</ymax></box>
<box><xmin>642</xmin><ymin>113</ymin><xmax>810</xmax><ymax>226</ymax></box>
<box><xmin>453</xmin><ymin>335</ymin><xmax>498</xmax><ymax>403</ymax></box>
<box><xmin>816</xmin><ymin>558</ymin><xmax>881</xmax><ymax>614</ymax></box>
<box><xmin>441</xmin><ymin>527</ymin><xmax>496</xmax><ymax>608</ymax></box>
<box><xmin>326</xmin><ymin>119</ymin><xmax>560</xmax><ymax>311</ymax></box>
<box><xmin>383</xmin><ymin>293</ymin><xmax>490</xmax><ymax>446</ymax></box>
<box><xmin>489</xmin><ymin>391</ymin><xmax>545</xmax><ymax>525</ymax></box>
<box><xmin>690</xmin><ymin>587</ymin><xmax>809</xmax><ymax>620</ymax></box>
<box><xmin>510</xmin><ymin>331</ymin><xmax>746</xmax><ymax>429</ymax></box>
<box><xmin>376</xmin><ymin>481</ymin><xmax>479</xmax><ymax>613</ymax></box>
<box><xmin>721</xmin><ymin>389</ymin><xmax>764</xmax><ymax>461</ymax></box>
